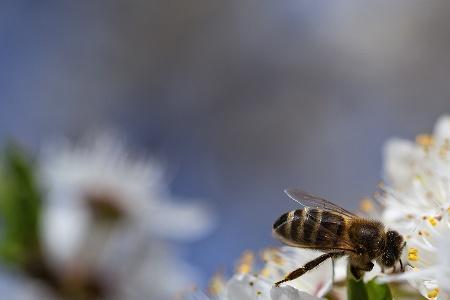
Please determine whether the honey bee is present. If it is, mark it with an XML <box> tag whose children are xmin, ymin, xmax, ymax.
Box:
<box><xmin>272</xmin><ymin>188</ymin><xmax>405</xmax><ymax>286</ymax></box>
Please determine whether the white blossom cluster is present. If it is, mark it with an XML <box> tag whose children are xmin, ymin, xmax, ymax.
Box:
<box><xmin>185</xmin><ymin>247</ymin><xmax>333</xmax><ymax>300</ymax></box>
<box><xmin>379</xmin><ymin>116</ymin><xmax>450</xmax><ymax>300</ymax></box>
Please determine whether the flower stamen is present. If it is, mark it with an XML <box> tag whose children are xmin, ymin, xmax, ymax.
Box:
<box><xmin>360</xmin><ymin>198</ymin><xmax>375</xmax><ymax>213</ymax></box>
<box><xmin>427</xmin><ymin>288</ymin><xmax>439</xmax><ymax>299</ymax></box>
<box><xmin>236</xmin><ymin>251</ymin><xmax>254</xmax><ymax>274</ymax></box>
<box><xmin>416</xmin><ymin>134</ymin><xmax>434</xmax><ymax>150</ymax></box>
<box><xmin>418</xmin><ymin>230</ymin><xmax>430</xmax><ymax>237</ymax></box>
<box><xmin>427</xmin><ymin>216</ymin><xmax>438</xmax><ymax>226</ymax></box>
<box><xmin>408</xmin><ymin>248</ymin><xmax>419</xmax><ymax>261</ymax></box>
<box><xmin>208</xmin><ymin>273</ymin><xmax>225</xmax><ymax>297</ymax></box>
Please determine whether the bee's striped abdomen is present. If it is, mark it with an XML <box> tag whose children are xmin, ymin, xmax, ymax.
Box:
<box><xmin>273</xmin><ymin>208</ymin><xmax>345</xmax><ymax>248</ymax></box>
<box><xmin>272</xmin><ymin>210</ymin><xmax>303</xmax><ymax>243</ymax></box>
<box><xmin>273</xmin><ymin>212</ymin><xmax>290</xmax><ymax>230</ymax></box>
<box><xmin>302</xmin><ymin>208</ymin><xmax>319</xmax><ymax>242</ymax></box>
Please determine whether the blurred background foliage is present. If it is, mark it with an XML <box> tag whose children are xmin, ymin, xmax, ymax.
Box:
<box><xmin>0</xmin><ymin>146</ymin><xmax>41</xmax><ymax>267</ymax></box>
<box><xmin>1</xmin><ymin>0</ymin><xmax>450</xmax><ymax>286</ymax></box>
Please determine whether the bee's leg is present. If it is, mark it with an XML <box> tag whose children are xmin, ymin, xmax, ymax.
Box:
<box><xmin>274</xmin><ymin>251</ymin><xmax>345</xmax><ymax>287</ymax></box>
<box><xmin>399</xmin><ymin>259</ymin><xmax>404</xmax><ymax>272</ymax></box>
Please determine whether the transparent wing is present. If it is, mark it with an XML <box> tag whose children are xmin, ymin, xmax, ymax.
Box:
<box><xmin>284</xmin><ymin>188</ymin><xmax>357</xmax><ymax>217</ymax></box>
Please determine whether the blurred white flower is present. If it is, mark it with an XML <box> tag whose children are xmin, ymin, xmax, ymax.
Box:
<box><xmin>185</xmin><ymin>247</ymin><xmax>332</xmax><ymax>300</ymax></box>
<box><xmin>379</xmin><ymin>116</ymin><xmax>450</xmax><ymax>299</ymax></box>
<box><xmin>40</xmin><ymin>133</ymin><xmax>212</xmax><ymax>264</ymax></box>
<box><xmin>37</xmin><ymin>132</ymin><xmax>213</xmax><ymax>299</ymax></box>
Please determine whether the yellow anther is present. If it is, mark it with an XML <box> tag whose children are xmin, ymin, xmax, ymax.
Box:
<box><xmin>272</xmin><ymin>254</ymin><xmax>284</xmax><ymax>265</ymax></box>
<box><xmin>427</xmin><ymin>288</ymin><xmax>439</xmax><ymax>299</ymax></box>
<box><xmin>427</xmin><ymin>216</ymin><xmax>438</xmax><ymax>226</ymax></box>
<box><xmin>260</xmin><ymin>267</ymin><xmax>270</xmax><ymax>278</ymax></box>
<box><xmin>408</xmin><ymin>248</ymin><xmax>419</xmax><ymax>261</ymax></box>
<box><xmin>208</xmin><ymin>273</ymin><xmax>225</xmax><ymax>297</ymax></box>
<box><xmin>236</xmin><ymin>251</ymin><xmax>254</xmax><ymax>274</ymax></box>
<box><xmin>360</xmin><ymin>198</ymin><xmax>375</xmax><ymax>213</ymax></box>
<box><xmin>261</xmin><ymin>248</ymin><xmax>284</xmax><ymax>265</ymax></box>
<box><xmin>416</xmin><ymin>134</ymin><xmax>434</xmax><ymax>149</ymax></box>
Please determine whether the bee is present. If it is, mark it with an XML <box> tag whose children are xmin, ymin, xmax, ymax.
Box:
<box><xmin>272</xmin><ymin>188</ymin><xmax>405</xmax><ymax>286</ymax></box>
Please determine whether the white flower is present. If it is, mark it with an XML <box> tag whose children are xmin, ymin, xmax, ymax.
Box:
<box><xmin>39</xmin><ymin>132</ymin><xmax>213</xmax><ymax>265</ymax></box>
<box><xmin>184</xmin><ymin>247</ymin><xmax>332</xmax><ymax>300</ymax></box>
<box><xmin>378</xmin><ymin>213</ymin><xmax>450</xmax><ymax>300</ymax></box>
<box><xmin>379</xmin><ymin>116</ymin><xmax>450</xmax><ymax>299</ymax></box>
<box><xmin>37</xmin><ymin>132</ymin><xmax>213</xmax><ymax>299</ymax></box>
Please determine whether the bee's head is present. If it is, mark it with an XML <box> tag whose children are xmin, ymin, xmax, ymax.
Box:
<box><xmin>378</xmin><ymin>230</ymin><xmax>405</xmax><ymax>268</ymax></box>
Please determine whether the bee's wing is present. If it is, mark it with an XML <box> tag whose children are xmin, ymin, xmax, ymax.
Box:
<box><xmin>284</xmin><ymin>188</ymin><xmax>357</xmax><ymax>217</ymax></box>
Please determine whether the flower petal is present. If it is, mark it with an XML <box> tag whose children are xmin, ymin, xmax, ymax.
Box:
<box><xmin>270</xmin><ymin>286</ymin><xmax>322</xmax><ymax>300</ymax></box>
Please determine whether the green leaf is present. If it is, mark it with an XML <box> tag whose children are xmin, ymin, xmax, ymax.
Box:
<box><xmin>366</xmin><ymin>279</ymin><xmax>392</xmax><ymax>300</ymax></box>
<box><xmin>0</xmin><ymin>144</ymin><xmax>42</xmax><ymax>266</ymax></box>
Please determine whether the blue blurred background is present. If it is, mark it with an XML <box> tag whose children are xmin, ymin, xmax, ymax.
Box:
<box><xmin>1</xmin><ymin>0</ymin><xmax>450</xmax><ymax>286</ymax></box>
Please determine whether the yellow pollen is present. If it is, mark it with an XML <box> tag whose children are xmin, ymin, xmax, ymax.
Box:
<box><xmin>236</xmin><ymin>251</ymin><xmax>254</xmax><ymax>274</ymax></box>
<box><xmin>416</xmin><ymin>134</ymin><xmax>434</xmax><ymax>149</ymax></box>
<box><xmin>427</xmin><ymin>288</ymin><xmax>439</xmax><ymax>299</ymax></box>
<box><xmin>408</xmin><ymin>248</ymin><xmax>419</xmax><ymax>261</ymax></box>
<box><xmin>360</xmin><ymin>198</ymin><xmax>375</xmax><ymax>213</ymax></box>
<box><xmin>260</xmin><ymin>267</ymin><xmax>270</xmax><ymax>277</ymax></box>
<box><xmin>208</xmin><ymin>273</ymin><xmax>225</xmax><ymax>297</ymax></box>
<box><xmin>427</xmin><ymin>216</ymin><xmax>438</xmax><ymax>226</ymax></box>
<box><xmin>261</xmin><ymin>248</ymin><xmax>284</xmax><ymax>265</ymax></box>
